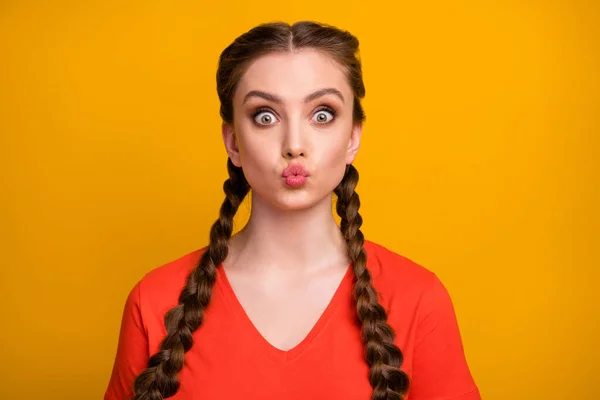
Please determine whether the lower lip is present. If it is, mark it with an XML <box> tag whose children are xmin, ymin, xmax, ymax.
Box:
<box><xmin>284</xmin><ymin>175</ymin><xmax>307</xmax><ymax>187</ymax></box>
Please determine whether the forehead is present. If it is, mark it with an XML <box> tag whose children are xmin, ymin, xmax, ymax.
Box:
<box><xmin>234</xmin><ymin>49</ymin><xmax>351</xmax><ymax>103</ymax></box>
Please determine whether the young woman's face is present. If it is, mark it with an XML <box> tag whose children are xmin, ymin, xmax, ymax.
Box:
<box><xmin>223</xmin><ymin>49</ymin><xmax>362</xmax><ymax>211</ymax></box>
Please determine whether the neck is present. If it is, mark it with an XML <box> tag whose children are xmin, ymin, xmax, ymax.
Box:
<box><xmin>228</xmin><ymin>192</ymin><xmax>348</xmax><ymax>272</ymax></box>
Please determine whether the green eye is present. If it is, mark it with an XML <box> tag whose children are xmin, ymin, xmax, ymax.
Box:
<box><xmin>312</xmin><ymin>109</ymin><xmax>334</xmax><ymax>124</ymax></box>
<box><xmin>254</xmin><ymin>111</ymin><xmax>277</xmax><ymax>125</ymax></box>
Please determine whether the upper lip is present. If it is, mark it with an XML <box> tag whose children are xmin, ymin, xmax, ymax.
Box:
<box><xmin>282</xmin><ymin>164</ymin><xmax>310</xmax><ymax>177</ymax></box>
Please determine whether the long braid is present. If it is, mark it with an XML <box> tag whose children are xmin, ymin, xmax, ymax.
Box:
<box><xmin>334</xmin><ymin>164</ymin><xmax>410</xmax><ymax>400</ymax></box>
<box><xmin>132</xmin><ymin>159</ymin><xmax>250</xmax><ymax>400</ymax></box>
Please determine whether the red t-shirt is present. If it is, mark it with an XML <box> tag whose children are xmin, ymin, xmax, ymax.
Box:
<box><xmin>105</xmin><ymin>240</ymin><xmax>480</xmax><ymax>400</ymax></box>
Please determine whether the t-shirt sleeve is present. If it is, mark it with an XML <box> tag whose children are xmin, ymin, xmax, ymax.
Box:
<box><xmin>408</xmin><ymin>274</ymin><xmax>481</xmax><ymax>400</ymax></box>
<box><xmin>104</xmin><ymin>282</ymin><xmax>150</xmax><ymax>400</ymax></box>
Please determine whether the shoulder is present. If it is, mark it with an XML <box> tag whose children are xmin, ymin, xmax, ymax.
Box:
<box><xmin>363</xmin><ymin>242</ymin><xmax>481</xmax><ymax>398</ymax></box>
<box><xmin>139</xmin><ymin>248</ymin><xmax>204</xmax><ymax>290</ymax></box>
<box><xmin>364</xmin><ymin>240</ymin><xmax>437</xmax><ymax>289</ymax></box>
<box><xmin>363</xmin><ymin>240</ymin><xmax>446</xmax><ymax>311</ymax></box>
<box><xmin>133</xmin><ymin>247</ymin><xmax>206</xmax><ymax>315</ymax></box>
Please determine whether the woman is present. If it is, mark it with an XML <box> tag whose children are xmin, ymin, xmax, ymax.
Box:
<box><xmin>105</xmin><ymin>21</ymin><xmax>480</xmax><ymax>400</ymax></box>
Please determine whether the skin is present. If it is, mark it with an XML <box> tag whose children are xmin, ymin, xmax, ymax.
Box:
<box><xmin>220</xmin><ymin>49</ymin><xmax>363</xmax><ymax>351</ymax></box>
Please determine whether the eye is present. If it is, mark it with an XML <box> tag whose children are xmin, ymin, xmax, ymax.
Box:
<box><xmin>254</xmin><ymin>110</ymin><xmax>278</xmax><ymax>126</ymax></box>
<box><xmin>312</xmin><ymin>108</ymin><xmax>335</xmax><ymax>124</ymax></box>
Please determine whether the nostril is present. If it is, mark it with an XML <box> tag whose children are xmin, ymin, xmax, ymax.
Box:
<box><xmin>283</xmin><ymin>150</ymin><xmax>305</xmax><ymax>158</ymax></box>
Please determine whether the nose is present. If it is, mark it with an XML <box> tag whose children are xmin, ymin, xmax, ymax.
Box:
<box><xmin>281</xmin><ymin>122</ymin><xmax>307</xmax><ymax>159</ymax></box>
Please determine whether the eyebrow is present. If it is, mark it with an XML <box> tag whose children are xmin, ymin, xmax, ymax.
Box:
<box><xmin>242</xmin><ymin>88</ymin><xmax>345</xmax><ymax>105</ymax></box>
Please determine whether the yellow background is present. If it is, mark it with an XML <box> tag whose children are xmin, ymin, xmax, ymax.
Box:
<box><xmin>1</xmin><ymin>1</ymin><xmax>598</xmax><ymax>399</ymax></box>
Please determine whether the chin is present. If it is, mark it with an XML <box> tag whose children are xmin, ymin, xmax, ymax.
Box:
<box><xmin>272</xmin><ymin>193</ymin><xmax>320</xmax><ymax>211</ymax></box>
<box><xmin>254</xmin><ymin>185</ymin><xmax>333</xmax><ymax>212</ymax></box>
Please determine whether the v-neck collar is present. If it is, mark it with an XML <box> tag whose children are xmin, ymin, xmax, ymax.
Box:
<box><xmin>216</xmin><ymin>263</ymin><xmax>354</xmax><ymax>363</ymax></box>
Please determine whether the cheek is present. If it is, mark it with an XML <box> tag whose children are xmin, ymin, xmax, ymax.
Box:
<box><xmin>321</xmin><ymin>136</ymin><xmax>350</xmax><ymax>166</ymax></box>
<box><xmin>234</xmin><ymin>125</ymin><xmax>267</xmax><ymax>164</ymax></box>
<box><xmin>235</xmin><ymin>134</ymin><xmax>277</xmax><ymax>186</ymax></box>
<box><xmin>319</xmin><ymin>139</ymin><xmax>350</xmax><ymax>186</ymax></box>
<box><xmin>238</xmin><ymin>145</ymin><xmax>266</xmax><ymax>175</ymax></box>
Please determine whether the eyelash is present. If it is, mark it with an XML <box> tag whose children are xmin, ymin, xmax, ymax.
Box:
<box><xmin>252</xmin><ymin>106</ymin><xmax>337</xmax><ymax>125</ymax></box>
<box><xmin>314</xmin><ymin>106</ymin><xmax>337</xmax><ymax>119</ymax></box>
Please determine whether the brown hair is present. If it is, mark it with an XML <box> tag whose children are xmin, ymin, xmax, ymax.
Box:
<box><xmin>132</xmin><ymin>21</ymin><xmax>409</xmax><ymax>400</ymax></box>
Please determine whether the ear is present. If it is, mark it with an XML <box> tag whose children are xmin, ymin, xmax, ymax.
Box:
<box><xmin>221</xmin><ymin>122</ymin><xmax>242</xmax><ymax>167</ymax></box>
<box><xmin>345</xmin><ymin>123</ymin><xmax>363</xmax><ymax>164</ymax></box>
